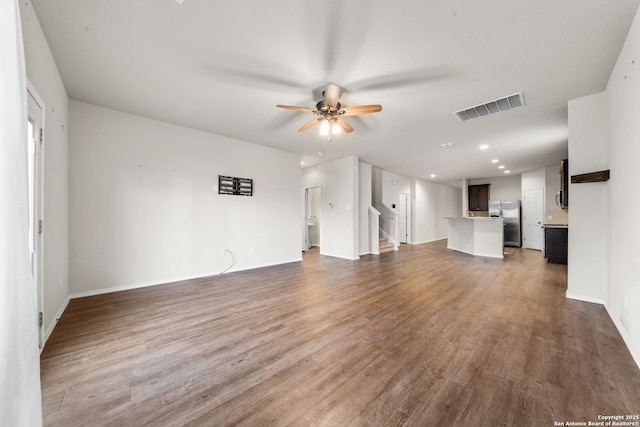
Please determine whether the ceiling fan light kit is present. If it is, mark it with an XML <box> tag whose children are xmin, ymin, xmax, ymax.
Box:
<box><xmin>276</xmin><ymin>83</ymin><xmax>382</xmax><ymax>141</ymax></box>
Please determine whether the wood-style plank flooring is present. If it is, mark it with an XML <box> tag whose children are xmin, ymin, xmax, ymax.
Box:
<box><xmin>41</xmin><ymin>240</ymin><xmax>640</xmax><ymax>426</ymax></box>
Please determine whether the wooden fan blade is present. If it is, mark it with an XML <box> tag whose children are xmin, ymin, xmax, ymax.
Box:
<box><xmin>340</xmin><ymin>104</ymin><xmax>383</xmax><ymax>116</ymax></box>
<box><xmin>336</xmin><ymin>117</ymin><xmax>353</xmax><ymax>133</ymax></box>
<box><xmin>298</xmin><ymin>117</ymin><xmax>320</xmax><ymax>132</ymax></box>
<box><xmin>276</xmin><ymin>105</ymin><xmax>316</xmax><ymax>113</ymax></box>
<box><xmin>324</xmin><ymin>83</ymin><xmax>340</xmax><ymax>109</ymax></box>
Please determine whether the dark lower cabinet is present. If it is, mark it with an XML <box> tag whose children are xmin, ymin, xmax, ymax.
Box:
<box><xmin>544</xmin><ymin>227</ymin><xmax>568</xmax><ymax>264</ymax></box>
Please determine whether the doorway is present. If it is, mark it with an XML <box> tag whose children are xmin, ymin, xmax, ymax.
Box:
<box><xmin>305</xmin><ymin>187</ymin><xmax>321</xmax><ymax>250</ymax></box>
<box><xmin>27</xmin><ymin>84</ymin><xmax>45</xmax><ymax>348</ymax></box>
<box><xmin>523</xmin><ymin>188</ymin><xmax>544</xmax><ymax>251</ymax></box>
<box><xmin>398</xmin><ymin>193</ymin><xmax>408</xmax><ymax>244</ymax></box>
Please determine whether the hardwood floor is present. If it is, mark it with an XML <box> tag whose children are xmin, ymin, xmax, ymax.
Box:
<box><xmin>41</xmin><ymin>240</ymin><xmax>640</xmax><ymax>426</ymax></box>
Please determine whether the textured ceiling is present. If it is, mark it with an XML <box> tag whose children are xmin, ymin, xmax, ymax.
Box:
<box><xmin>30</xmin><ymin>0</ymin><xmax>640</xmax><ymax>186</ymax></box>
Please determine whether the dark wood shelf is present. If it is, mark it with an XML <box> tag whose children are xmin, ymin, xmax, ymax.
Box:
<box><xmin>571</xmin><ymin>170</ymin><xmax>610</xmax><ymax>184</ymax></box>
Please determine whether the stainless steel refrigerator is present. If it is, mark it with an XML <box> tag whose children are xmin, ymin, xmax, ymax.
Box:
<box><xmin>489</xmin><ymin>200</ymin><xmax>521</xmax><ymax>248</ymax></box>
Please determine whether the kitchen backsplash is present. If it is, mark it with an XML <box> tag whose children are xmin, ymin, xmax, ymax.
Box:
<box><xmin>546</xmin><ymin>208</ymin><xmax>569</xmax><ymax>224</ymax></box>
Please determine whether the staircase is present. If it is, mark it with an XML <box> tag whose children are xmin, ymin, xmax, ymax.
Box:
<box><xmin>379</xmin><ymin>236</ymin><xmax>395</xmax><ymax>253</ymax></box>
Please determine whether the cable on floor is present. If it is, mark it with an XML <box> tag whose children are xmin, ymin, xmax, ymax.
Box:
<box><xmin>220</xmin><ymin>249</ymin><xmax>235</xmax><ymax>274</ymax></box>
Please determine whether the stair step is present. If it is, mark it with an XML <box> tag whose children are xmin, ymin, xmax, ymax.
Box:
<box><xmin>378</xmin><ymin>236</ymin><xmax>395</xmax><ymax>253</ymax></box>
<box><xmin>379</xmin><ymin>245</ymin><xmax>395</xmax><ymax>253</ymax></box>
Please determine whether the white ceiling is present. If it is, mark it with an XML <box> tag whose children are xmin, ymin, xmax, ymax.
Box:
<box><xmin>30</xmin><ymin>0</ymin><xmax>640</xmax><ymax>186</ymax></box>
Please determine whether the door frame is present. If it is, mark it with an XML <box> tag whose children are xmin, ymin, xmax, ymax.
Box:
<box><xmin>399</xmin><ymin>193</ymin><xmax>409</xmax><ymax>244</ymax></box>
<box><xmin>304</xmin><ymin>186</ymin><xmax>321</xmax><ymax>251</ymax></box>
<box><xmin>27</xmin><ymin>81</ymin><xmax>45</xmax><ymax>349</ymax></box>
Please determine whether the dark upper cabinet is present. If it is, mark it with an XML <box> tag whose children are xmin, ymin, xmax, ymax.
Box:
<box><xmin>559</xmin><ymin>158</ymin><xmax>569</xmax><ymax>208</ymax></box>
<box><xmin>468</xmin><ymin>184</ymin><xmax>490</xmax><ymax>211</ymax></box>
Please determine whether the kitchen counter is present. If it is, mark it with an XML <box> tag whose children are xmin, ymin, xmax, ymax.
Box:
<box><xmin>445</xmin><ymin>217</ymin><xmax>504</xmax><ymax>259</ymax></box>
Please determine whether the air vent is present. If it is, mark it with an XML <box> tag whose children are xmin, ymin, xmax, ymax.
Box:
<box><xmin>440</xmin><ymin>142</ymin><xmax>456</xmax><ymax>149</ymax></box>
<box><xmin>454</xmin><ymin>92</ymin><xmax>525</xmax><ymax>122</ymax></box>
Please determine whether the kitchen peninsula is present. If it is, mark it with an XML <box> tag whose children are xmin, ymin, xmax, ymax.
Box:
<box><xmin>446</xmin><ymin>217</ymin><xmax>504</xmax><ymax>259</ymax></box>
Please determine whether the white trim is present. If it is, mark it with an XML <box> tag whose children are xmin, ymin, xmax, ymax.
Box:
<box><xmin>27</xmin><ymin>79</ymin><xmax>46</xmax><ymax>349</ymax></box>
<box><xmin>410</xmin><ymin>238</ymin><xmax>447</xmax><ymax>245</ymax></box>
<box><xmin>318</xmin><ymin>253</ymin><xmax>360</xmax><ymax>261</ymax></box>
<box><xmin>69</xmin><ymin>257</ymin><xmax>303</xmax><ymax>299</ymax></box>
<box><xmin>565</xmin><ymin>292</ymin><xmax>639</xmax><ymax>371</ymax></box>
<box><xmin>42</xmin><ymin>295</ymin><xmax>70</xmax><ymax>350</ymax></box>
<box><xmin>605</xmin><ymin>302</ymin><xmax>640</xmax><ymax>370</ymax></box>
<box><xmin>565</xmin><ymin>291</ymin><xmax>606</xmax><ymax>305</ymax></box>
<box><xmin>26</xmin><ymin>80</ymin><xmax>45</xmax><ymax>112</ymax></box>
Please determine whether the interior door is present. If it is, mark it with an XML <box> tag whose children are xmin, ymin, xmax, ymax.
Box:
<box><xmin>305</xmin><ymin>187</ymin><xmax>321</xmax><ymax>248</ymax></box>
<box><xmin>27</xmin><ymin>85</ymin><xmax>45</xmax><ymax>348</ymax></box>
<box><xmin>523</xmin><ymin>188</ymin><xmax>544</xmax><ymax>250</ymax></box>
<box><xmin>398</xmin><ymin>193</ymin><xmax>408</xmax><ymax>244</ymax></box>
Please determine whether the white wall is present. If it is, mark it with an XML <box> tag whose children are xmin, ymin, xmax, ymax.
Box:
<box><xmin>1</xmin><ymin>0</ymin><xmax>43</xmax><ymax>424</ymax></box>
<box><xmin>413</xmin><ymin>179</ymin><xmax>462</xmax><ymax>244</ymax></box>
<box><xmin>544</xmin><ymin>164</ymin><xmax>562</xmax><ymax>214</ymax></box>
<box><xmin>461</xmin><ymin>178</ymin><xmax>469</xmax><ymax>216</ymax></box>
<box><xmin>469</xmin><ymin>175</ymin><xmax>522</xmax><ymax>202</ymax></box>
<box><xmin>381</xmin><ymin>170</ymin><xmax>411</xmax><ymax>208</ymax></box>
<box><xmin>606</xmin><ymin>7</ymin><xmax>640</xmax><ymax>367</ymax></box>
<box><xmin>20</xmin><ymin>0</ymin><xmax>70</xmax><ymax>342</ymax></box>
<box><xmin>359</xmin><ymin>161</ymin><xmax>373</xmax><ymax>255</ymax></box>
<box><xmin>302</xmin><ymin>157</ymin><xmax>359</xmax><ymax>260</ymax></box>
<box><xmin>567</xmin><ymin>92</ymin><xmax>609</xmax><ymax>304</ymax></box>
<box><xmin>70</xmin><ymin>101</ymin><xmax>302</xmax><ymax>295</ymax></box>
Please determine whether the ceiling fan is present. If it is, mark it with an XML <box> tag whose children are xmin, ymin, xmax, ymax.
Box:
<box><xmin>276</xmin><ymin>83</ymin><xmax>382</xmax><ymax>141</ymax></box>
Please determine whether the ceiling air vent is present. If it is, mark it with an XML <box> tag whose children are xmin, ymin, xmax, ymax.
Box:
<box><xmin>454</xmin><ymin>92</ymin><xmax>525</xmax><ymax>122</ymax></box>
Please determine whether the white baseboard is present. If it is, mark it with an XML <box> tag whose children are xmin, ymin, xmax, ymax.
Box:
<box><xmin>566</xmin><ymin>292</ymin><xmax>639</xmax><ymax>370</ymax></box>
<box><xmin>43</xmin><ymin>295</ymin><xmax>70</xmax><ymax>345</ymax></box>
<box><xmin>69</xmin><ymin>257</ymin><xmax>303</xmax><ymax>300</ymax></box>
<box><xmin>360</xmin><ymin>251</ymin><xmax>377</xmax><ymax>256</ymax></box>
<box><xmin>605</xmin><ymin>303</ymin><xmax>640</xmax><ymax>371</ymax></box>
<box><xmin>319</xmin><ymin>252</ymin><xmax>360</xmax><ymax>261</ymax></box>
<box><xmin>565</xmin><ymin>291</ymin><xmax>606</xmax><ymax>305</ymax></box>
<box><xmin>409</xmin><ymin>238</ymin><xmax>447</xmax><ymax>245</ymax></box>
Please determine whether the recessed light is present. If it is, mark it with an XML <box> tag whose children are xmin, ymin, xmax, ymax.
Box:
<box><xmin>300</xmin><ymin>161</ymin><xmax>304</xmax><ymax>165</ymax></box>
<box><xmin>491</xmin><ymin>159</ymin><xmax>499</xmax><ymax>163</ymax></box>
<box><xmin>504</xmin><ymin>170</ymin><xmax>511</xmax><ymax>174</ymax></box>
<box><xmin>317</xmin><ymin>151</ymin><xmax>324</xmax><ymax>157</ymax></box>
<box><xmin>498</xmin><ymin>165</ymin><xmax>505</xmax><ymax>169</ymax></box>
<box><xmin>479</xmin><ymin>145</ymin><xmax>489</xmax><ymax>150</ymax></box>
<box><xmin>430</xmin><ymin>174</ymin><xmax>437</xmax><ymax>178</ymax></box>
